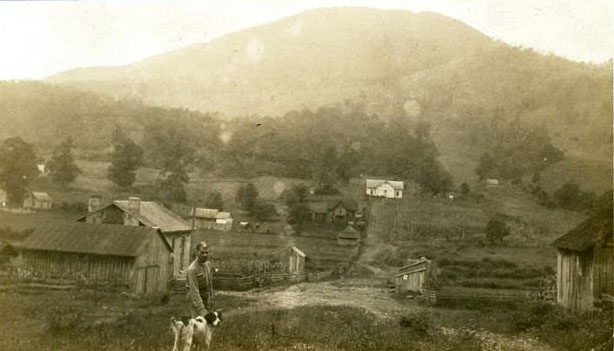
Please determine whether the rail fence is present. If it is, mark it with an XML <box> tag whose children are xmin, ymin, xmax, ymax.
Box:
<box><xmin>417</xmin><ymin>287</ymin><xmax>556</xmax><ymax>305</ymax></box>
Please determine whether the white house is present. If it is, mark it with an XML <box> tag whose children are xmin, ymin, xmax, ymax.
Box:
<box><xmin>366</xmin><ymin>179</ymin><xmax>404</xmax><ymax>199</ymax></box>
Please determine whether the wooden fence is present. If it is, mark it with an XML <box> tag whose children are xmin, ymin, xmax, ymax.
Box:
<box><xmin>418</xmin><ymin>287</ymin><xmax>556</xmax><ymax>305</ymax></box>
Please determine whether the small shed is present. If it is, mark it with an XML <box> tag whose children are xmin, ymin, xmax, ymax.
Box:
<box><xmin>337</xmin><ymin>225</ymin><xmax>360</xmax><ymax>246</ymax></box>
<box><xmin>394</xmin><ymin>257</ymin><xmax>434</xmax><ymax>294</ymax></box>
<box><xmin>288</xmin><ymin>246</ymin><xmax>306</xmax><ymax>274</ymax></box>
<box><xmin>23</xmin><ymin>191</ymin><xmax>52</xmax><ymax>209</ymax></box>
<box><xmin>15</xmin><ymin>222</ymin><xmax>172</xmax><ymax>294</ymax></box>
<box><xmin>215</xmin><ymin>212</ymin><xmax>233</xmax><ymax>231</ymax></box>
<box><xmin>554</xmin><ymin>211</ymin><xmax>614</xmax><ymax>312</ymax></box>
<box><xmin>486</xmin><ymin>179</ymin><xmax>499</xmax><ymax>188</ymax></box>
<box><xmin>0</xmin><ymin>188</ymin><xmax>7</xmax><ymax>207</ymax></box>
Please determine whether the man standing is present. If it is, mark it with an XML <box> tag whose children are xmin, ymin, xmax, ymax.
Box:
<box><xmin>186</xmin><ymin>241</ymin><xmax>213</xmax><ymax>317</ymax></box>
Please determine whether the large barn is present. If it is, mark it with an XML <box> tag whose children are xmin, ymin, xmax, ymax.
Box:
<box><xmin>78</xmin><ymin>197</ymin><xmax>192</xmax><ymax>280</ymax></box>
<box><xmin>554</xmin><ymin>210</ymin><xmax>613</xmax><ymax>312</ymax></box>
<box><xmin>15</xmin><ymin>222</ymin><xmax>172</xmax><ymax>294</ymax></box>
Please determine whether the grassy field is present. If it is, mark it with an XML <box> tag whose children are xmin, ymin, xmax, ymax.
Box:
<box><xmin>0</xmin><ymin>285</ymin><xmax>610</xmax><ymax>351</ymax></box>
<box><xmin>194</xmin><ymin>230</ymin><xmax>358</xmax><ymax>271</ymax></box>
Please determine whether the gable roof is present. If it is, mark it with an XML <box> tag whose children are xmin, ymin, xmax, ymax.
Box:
<box><xmin>554</xmin><ymin>214</ymin><xmax>613</xmax><ymax>252</ymax></box>
<box><xmin>338</xmin><ymin>225</ymin><xmax>360</xmax><ymax>239</ymax></box>
<box><xmin>216</xmin><ymin>211</ymin><xmax>232</xmax><ymax>219</ymax></box>
<box><xmin>308</xmin><ymin>202</ymin><xmax>328</xmax><ymax>213</ymax></box>
<box><xmin>328</xmin><ymin>199</ymin><xmax>358</xmax><ymax>211</ymax></box>
<box><xmin>16</xmin><ymin>222</ymin><xmax>171</xmax><ymax>257</ymax></box>
<box><xmin>366</xmin><ymin>179</ymin><xmax>404</xmax><ymax>190</ymax></box>
<box><xmin>194</xmin><ymin>208</ymin><xmax>219</xmax><ymax>219</ymax></box>
<box><xmin>79</xmin><ymin>201</ymin><xmax>192</xmax><ymax>233</ymax></box>
<box><xmin>31</xmin><ymin>192</ymin><xmax>52</xmax><ymax>201</ymax></box>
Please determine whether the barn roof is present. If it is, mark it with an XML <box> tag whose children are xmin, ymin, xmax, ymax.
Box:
<box><xmin>328</xmin><ymin>199</ymin><xmax>358</xmax><ymax>211</ymax></box>
<box><xmin>78</xmin><ymin>201</ymin><xmax>192</xmax><ymax>233</ymax></box>
<box><xmin>338</xmin><ymin>225</ymin><xmax>360</xmax><ymax>239</ymax></box>
<box><xmin>216</xmin><ymin>212</ymin><xmax>232</xmax><ymax>219</ymax></box>
<box><xmin>31</xmin><ymin>192</ymin><xmax>52</xmax><ymax>201</ymax></box>
<box><xmin>194</xmin><ymin>208</ymin><xmax>218</xmax><ymax>219</ymax></box>
<box><xmin>554</xmin><ymin>213</ymin><xmax>613</xmax><ymax>252</ymax></box>
<box><xmin>291</xmin><ymin>246</ymin><xmax>306</xmax><ymax>257</ymax></box>
<box><xmin>366</xmin><ymin>179</ymin><xmax>404</xmax><ymax>190</ymax></box>
<box><xmin>16</xmin><ymin>222</ymin><xmax>171</xmax><ymax>257</ymax></box>
<box><xmin>113</xmin><ymin>201</ymin><xmax>191</xmax><ymax>232</ymax></box>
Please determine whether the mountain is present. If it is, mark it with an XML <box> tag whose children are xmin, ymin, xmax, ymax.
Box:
<box><xmin>39</xmin><ymin>7</ymin><xmax>614</xmax><ymax>190</ymax></box>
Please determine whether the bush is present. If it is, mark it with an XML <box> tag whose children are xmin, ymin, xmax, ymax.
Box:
<box><xmin>399</xmin><ymin>312</ymin><xmax>431</xmax><ymax>337</ymax></box>
<box><xmin>485</xmin><ymin>218</ymin><xmax>510</xmax><ymax>244</ymax></box>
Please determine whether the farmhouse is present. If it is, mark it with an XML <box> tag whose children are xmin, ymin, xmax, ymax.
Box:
<box><xmin>337</xmin><ymin>225</ymin><xmax>360</xmax><ymax>246</ymax></box>
<box><xmin>366</xmin><ymin>179</ymin><xmax>403</xmax><ymax>198</ymax></box>
<box><xmin>554</xmin><ymin>211</ymin><xmax>614</xmax><ymax>312</ymax></box>
<box><xmin>22</xmin><ymin>191</ymin><xmax>52</xmax><ymax>209</ymax></box>
<box><xmin>77</xmin><ymin>197</ymin><xmax>192</xmax><ymax>280</ymax></box>
<box><xmin>14</xmin><ymin>222</ymin><xmax>172</xmax><ymax>294</ymax></box>
<box><xmin>192</xmin><ymin>208</ymin><xmax>233</xmax><ymax>231</ymax></box>
<box><xmin>394</xmin><ymin>257</ymin><xmax>434</xmax><ymax>294</ymax></box>
<box><xmin>308</xmin><ymin>199</ymin><xmax>359</xmax><ymax>224</ymax></box>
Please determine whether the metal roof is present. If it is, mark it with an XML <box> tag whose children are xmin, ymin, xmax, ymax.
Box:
<box><xmin>194</xmin><ymin>208</ymin><xmax>219</xmax><ymax>219</ymax></box>
<box><xmin>216</xmin><ymin>211</ymin><xmax>232</xmax><ymax>219</ymax></box>
<box><xmin>16</xmin><ymin>222</ymin><xmax>171</xmax><ymax>257</ymax></box>
<box><xmin>112</xmin><ymin>200</ymin><xmax>192</xmax><ymax>232</ymax></box>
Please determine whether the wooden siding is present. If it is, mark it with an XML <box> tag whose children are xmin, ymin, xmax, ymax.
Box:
<box><xmin>288</xmin><ymin>252</ymin><xmax>305</xmax><ymax>274</ymax></box>
<box><xmin>19</xmin><ymin>250</ymin><xmax>133</xmax><ymax>288</ymax></box>
<box><xmin>592</xmin><ymin>242</ymin><xmax>614</xmax><ymax>301</ymax></box>
<box><xmin>557</xmin><ymin>250</ymin><xmax>594</xmax><ymax>312</ymax></box>
<box><xmin>395</xmin><ymin>260</ymin><xmax>432</xmax><ymax>294</ymax></box>
<box><xmin>164</xmin><ymin>232</ymin><xmax>191</xmax><ymax>279</ymax></box>
<box><xmin>133</xmin><ymin>231</ymin><xmax>172</xmax><ymax>294</ymax></box>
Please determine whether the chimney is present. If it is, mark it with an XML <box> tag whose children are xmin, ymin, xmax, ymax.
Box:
<box><xmin>88</xmin><ymin>195</ymin><xmax>102</xmax><ymax>212</ymax></box>
<box><xmin>128</xmin><ymin>197</ymin><xmax>141</xmax><ymax>213</ymax></box>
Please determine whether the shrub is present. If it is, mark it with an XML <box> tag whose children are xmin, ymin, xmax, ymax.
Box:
<box><xmin>485</xmin><ymin>218</ymin><xmax>510</xmax><ymax>244</ymax></box>
<box><xmin>399</xmin><ymin>312</ymin><xmax>431</xmax><ymax>337</ymax></box>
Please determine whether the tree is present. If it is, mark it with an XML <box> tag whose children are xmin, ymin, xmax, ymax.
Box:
<box><xmin>553</xmin><ymin>181</ymin><xmax>582</xmax><ymax>210</ymax></box>
<box><xmin>485</xmin><ymin>217</ymin><xmax>510</xmax><ymax>244</ymax></box>
<box><xmin>205</xmin><ymin>192</ymin><xmax>224</xmax><ymax>210</ymax></box>
<box><xmin>156</xmin><ymin>168</ymin><xmax>189</xmax><ymax>203</ymax></box>
<box><xmin>288</xmin><ymin>202</ymin><xmax>311</xmax><ymax>224</ymax></box>
<box><xmin>460</xmin><ymin>182</ymin><xmax>470</xmax><ymax>194</ymax></box>
<box><xmin>252</xmin><ymin>201</ymin><xmax>276</xmax><ymax>222</ymax></box>
<box><xmin>475</xmin><ymin>153</ymin><xmax>497</xmax><ymax>181</ymax></box>
<box><xmin>47</xmin><ymin>137</ymin><xmax>81</xmax><ymax>186</ymax></box>
<box><xmin>0</xmin><ymin>137</ymin><xmax>38</xmax><ymax>205</ymax></box>
<box><xmin>107</xmin><ymin>127</ymin><xmax>144</xmax><ymax>188</ymax></box>
<box><xmin>236</xmin><ymin>183</ymin><xmax>259</xmax><ymax>211</ymax></box>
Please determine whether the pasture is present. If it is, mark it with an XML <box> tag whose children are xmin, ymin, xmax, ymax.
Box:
<box><xmin>0</xmin><ymin>279</ymin><xmax>610</xmax><ymax>351</ymax></box>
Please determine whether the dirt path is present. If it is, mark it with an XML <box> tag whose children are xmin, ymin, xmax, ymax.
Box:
<box><xmin>219</xmin><ymin>279</ymin><xmax>402</xmax><ymax>318</ymax></box>
<box><xmin>219</xmin><ymin>279</ymin><xmax>555</xmax><ymax>351</ymax></box>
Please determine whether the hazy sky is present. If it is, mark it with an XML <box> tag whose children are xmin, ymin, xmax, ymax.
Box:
<box><xmin>0</xmin><ymin>0</ymin><xmax>611</xmax><ymax>80</ymax></box>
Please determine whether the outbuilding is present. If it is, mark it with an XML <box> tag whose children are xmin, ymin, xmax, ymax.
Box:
<box><xmin>15</xmin><ymin>222</ymin><xmax>173</xmax><ymax>294</ymax></box>
<box><xmin>337</xmin><ymin>225</ymin><xmax>360</xmax><ymax>246</ymax></box>
<box><xmin>554</xmin><ymin>210</ymin><xmax>613</xmax><ymax>312</ymax></box>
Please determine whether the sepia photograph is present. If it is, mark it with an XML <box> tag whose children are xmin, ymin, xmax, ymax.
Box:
<box><xmin>0</xmin><ymin>1</ymin><xmax>612</xmax><ymax>350</ymax></box>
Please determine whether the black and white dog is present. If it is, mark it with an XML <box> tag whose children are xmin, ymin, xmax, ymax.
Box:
<box><xmin>171</xmin><ymin>311</ymin><xmax>222</xmax><ymax>351</ymax></box>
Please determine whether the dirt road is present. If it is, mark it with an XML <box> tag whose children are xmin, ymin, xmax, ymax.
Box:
<box><xmin>219</xmin><ymin>279</ymin><xmax>555</xmax><ymax>351</ymax></box>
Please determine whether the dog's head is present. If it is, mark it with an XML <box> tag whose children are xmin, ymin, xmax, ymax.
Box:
<box><xmin>203</xmin><ymin>311</ymin><xmax>222</xmax><ymax>327</ymax></box>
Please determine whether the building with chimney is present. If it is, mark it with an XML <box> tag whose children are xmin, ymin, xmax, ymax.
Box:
<box><xmin>77</xmin><ymin>196</ymin><xmax>192</xmax><ymax>280</ymax></box>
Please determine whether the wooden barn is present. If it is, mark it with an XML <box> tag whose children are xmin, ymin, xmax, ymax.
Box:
<box><xmin>192</xmin><ymin>208</ymin><xmax>233</xmax><ymax>231</ymax></box>
<box><xmin>77</xmin><ymin>197</ymin><xmax>192</xmax><ymax>280</ymax></box>
<box><xmin>554</xmin><ymin>211</ymin><xmax>613</xmax><ymax>312</ymax></box>
<box><xmin>308</xmin><ymin>199</ymin><xmax>360</xmax><ymax>225</ymax></box>
<box><xmin>394</xmin><ymin>257</ymin><xmax>434</xmax><ymax>294</ymax></box>
<box><xmin>14</xmin><ymin>222</ymin><xmax>172</xmax><ymax>294</ymax></box>
<box><xmin>22</xmin><ymin>191</ymin><xmax>52</xmax><ymax>209</ymax></box>
<box><xmin>337</xmin><ymin>225</ymin><xmax>360</xmax><ymax>246</ymax></box>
